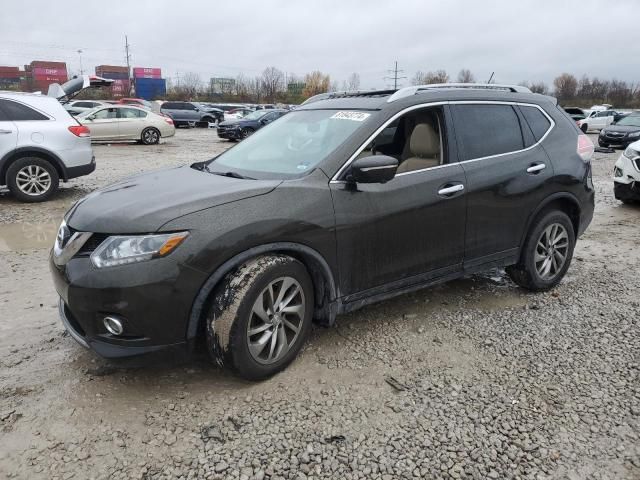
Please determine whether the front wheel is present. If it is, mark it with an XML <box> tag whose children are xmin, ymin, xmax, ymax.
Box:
<box><xmin>7</xmin><ymin>157</ymin><xmax>59</xmax><ymax>202</ymax></box>
<box><xmin>506</xmin><ymin>210</ymin><xmax>575</xmax><ymax>291</ymax></box>
<box><xmin>206</xmin><ymin>255</ymin><xmax>314</xmax><ymax>380</ymax></box>
<box><xmin>141</xmin><ymin>127</ymin><xmax>160</xmax><ymax>145</ymax></box>
<box><xmin>240</xmin><ymin>128</ymin><xmax>254</xmax><ymax>139</ymax></box>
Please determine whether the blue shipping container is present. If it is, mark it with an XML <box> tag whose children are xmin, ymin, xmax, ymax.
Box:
<box><xmin>134</xmin><ymin>78</ymin><xmax>166</xmax><ymax>100</ymax></box>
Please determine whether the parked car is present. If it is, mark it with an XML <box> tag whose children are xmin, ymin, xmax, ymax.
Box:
<box><xmin>208</xmin><ymin>103</ymin><xmax>249</xmax><ymax>112</ymax></box>
<box><xmin>217</xmin><ymin>109</ymin><xmax>287</xmax><ymax>140</ymax></box>
<box><xmin>65</xmin><ymin>100</ymin><xmax>107</xmax><ymax>116</ymax></box>
<box><xmin>50</xmin><ymin>83</ymin><xmax>595</xmax><ymax>380</ymax></box>
<box><xmin>563</xmin><ymin>107</ymin><xmax>587</xmax><ymax>122</ymax></box>
<box><xmin>160</xmin><ymin>101</ymin><xmax>219</xmax><ymax>127</ymax></box>
<box><xmin>0</xmin><ymin>91</ymin><xmax>94</xmax><ymax>202</ymax></box>
<box><xmin>614</xmin><ymin>140</ymin><xmax>640</xmax><ymax>203</ymax></box>
<box><xmin>193</xmin><ymin>103</ymin><xmax>224</xmax><ymax>123</ymax></box>
<box><xmin>223</xmin><ymin>107</ymin><xmax>254</xmax><ymax>122</ymax></box>
<box><xmin>118</xmin><ymin>98</ymin><xmax>153</xmax><ymax>110</ymax></box>
<box><xmin>77</xmin><ymin>105</ymin><xmax>175</xmax><ymax>144</ymax></box>
<box><xmin>598</xmin><ymin>113</ymin><xmax>640</xmax><ymax>148</ymax></box>
<box><xmin>577</xmin><ymin>109</ymin><xmax>624</xmax><ymax>133</ymax></box>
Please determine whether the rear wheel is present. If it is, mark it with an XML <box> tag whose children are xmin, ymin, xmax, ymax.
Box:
<box><xmin>141</xmin><ymin>127</ymin><xmax>160</xmax><ymax>145</ymax></box>
<box><xmin>206</xmin><ymin>255</ymin><xmax>314</xmax><ymax>380</ymax></box>
<box><xmin>7</xmin><ymin>157</ymin><xmax>59</xmax><ymax>203</ymax></box>
<box><xmin>506</xmin><ymin>210</ymin><xmax>575</xmax><ymax>291</ymax></box>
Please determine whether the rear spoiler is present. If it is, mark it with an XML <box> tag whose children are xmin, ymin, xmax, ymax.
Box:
<box><xmin>48</xmin><ymin>75</ymin><xmax>114</xmax><ymax>102</ymax></box>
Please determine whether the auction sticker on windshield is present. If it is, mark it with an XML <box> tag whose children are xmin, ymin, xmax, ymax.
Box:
<box><xmin>331</xmin><ymin>111</ymin><xmax>371</xmax><ymax>122</ymax></box>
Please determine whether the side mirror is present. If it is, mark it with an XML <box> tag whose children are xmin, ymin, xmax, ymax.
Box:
<box><xmin>348</xmin><ymin>155</ymin><xmax>399</xmax><ymax>184</ymax></box>
<box><xmin>86</xmin><ymin>116</ymin><xmax>95</xmax><ymax>121</ymax></box>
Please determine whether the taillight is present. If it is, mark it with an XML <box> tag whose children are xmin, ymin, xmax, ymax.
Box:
<box><xmin>577</xmin><ymin>134</ymin><xmax>594</xmax><ymax>162</ymax></box>
<box><xmin>68</xmin><ymin>125</ymin><xmax>91</xmax><ymax>138</ymax></box>
<box><xmin>164</xmin><ymin>117</ymin><xmax>174</xmax><ymax>125</ymax></box>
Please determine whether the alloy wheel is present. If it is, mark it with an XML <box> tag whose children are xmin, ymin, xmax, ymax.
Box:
<box><xmin>247</xmin><ymin>276</ymin><xmax>305</xmax><ymax>365</ymax></box>
<box><xmin>16</xmin><ymin>165</ymin><xmax>51</xmax><ymax>196</ymax></box>
<box><xmin>143</xmin><ymin>129</ymin><xmax>159</xmax><ymax>144</ymax></box>
<box><xmin>534</xmin><ymin>223</ymin><xmax>569</xmax><ymax>280</ymax></box>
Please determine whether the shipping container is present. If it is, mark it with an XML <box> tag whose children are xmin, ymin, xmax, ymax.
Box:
<box><xmin>134</xmin><ymin>78</ymin><xmax>166</xmax><ymax>100</ymax></box>
<box><xmin>133</xmin><ymin>67</ymin><xmax>162</xmax><ymax>78</ymax></box>
<box><xmin>0</xmin><ymin>71</ymin><xmax>23</xmax><ymax>79</ymax></box>
<box><xmin>32</xmin><ymin>67</ymin><xmax>67</xmax><ymax>77</ymax></box>
<box><xmin>95</xmin><ymin>65</ymin><xmax>129</xmax><ymax>74</ymax></box>
<box><xmin>32</xmin><ymin>74</ymin><xmax>68</xmax><ymax>82</ymax></box>
<box><xmin>31</xmin><ymin>60</ymin><xmax>67</xmax><ymax>69</ymax></box>
<box><xmin>0</xmin><ymin>66</ymin><xmax>20</xmax><ymax>72</ymax></box>
<box><xmin>98</xmin><ymin>71</ymin><xmax>129</xmax><ymax>80</ymax></box>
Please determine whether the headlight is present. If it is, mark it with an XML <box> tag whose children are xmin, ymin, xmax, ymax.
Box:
<box><xmin>623</xmin><ymin>147</ymin><xmax>639</xmax><ymax>159</ymax></box>
<box><xmin>628</xmin><ymin>131</ymin><xmax>640</xmax><ymax>138</ymax></box>
<box><xmin>90</xmin><ymin>231</ymin><xmax>189</xmax><ymax>268</ymax></box>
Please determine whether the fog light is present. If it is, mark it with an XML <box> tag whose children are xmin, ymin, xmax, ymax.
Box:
<box><xmin>614</xmin><ymin>167</ymin><xmax>623</xmax><ymax>178</ymax></box>
<box><xmin>103</xmin><ymin>316</ymin><xmax>124</xmax><ymax>335</ymax></box>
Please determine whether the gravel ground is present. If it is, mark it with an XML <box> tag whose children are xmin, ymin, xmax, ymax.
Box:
<box><xmin>0</xmin><ymin>130</ymin><xmax>638</xmax><ymax>480</ymax></box>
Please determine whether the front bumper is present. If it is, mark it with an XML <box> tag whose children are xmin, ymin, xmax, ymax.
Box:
<box><xmin>613</xmin><ymin>152</ymin><xmax>640</xmax><ymax>201</ymax></box>
<box><xmin>599</xmin><ymin>132</ymin><xmax>640</xmax><ymax>146</ymax></box>
<box><xmin>217</xmin><ymin>128</ymin><xmax>241</xmax><ymax>140</ymax></box>
<box><xmin>50</xmin><ymin>250</ymin><xmax>207</xmax><ymax>358</ymax></box>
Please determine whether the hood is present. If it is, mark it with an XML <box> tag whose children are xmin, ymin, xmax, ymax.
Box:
<box><xmin>66</xmin><ymin>165</ymin><xmax>280</xmax><ymax>233</ymax></box>
<box><xmin>48</xmin><ymin>75</ymin><xmax>114</xmax><ymax>101</ymax></box>
<box><xmin>603</xmin><ymin>124</ymin><xmax>640</xmax><ymax>134</ymax></box>
<box><xmin>219</xmin><ymin>119</ymin><xmax>243</xmax><ymax>127</ymax></box>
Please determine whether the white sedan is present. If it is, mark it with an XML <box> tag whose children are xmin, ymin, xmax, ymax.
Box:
<box><xmin>77</xmin><ymin>105</ymin><xmax>175</xmax><ymax>144</ymax></box>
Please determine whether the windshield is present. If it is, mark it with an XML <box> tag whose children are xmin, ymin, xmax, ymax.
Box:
<box><xmin>615</xmin><ymin>115</ymin><xmax>640</xmax><ymax>127</ymax></box>
<box><xmin>242</xmin><ymin>110</ymin><xmax>268</xmax><ymax>120</ymax></box>
<box><xmin>209</xmin><ymin>109</ymin><xmax>370</xmax><ymax>179</ymax></box>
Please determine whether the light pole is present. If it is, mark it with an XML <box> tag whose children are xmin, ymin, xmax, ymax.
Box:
<box><xmin>77</xmin><ymin>49</ymin><xmax>84</xmax><ymax>75</ymax></box>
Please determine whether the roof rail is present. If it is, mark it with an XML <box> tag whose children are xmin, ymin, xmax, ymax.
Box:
<box><xmin>387</xmin><ymin>83</ymin><xmax>532</xmax><ymax>103</ymax></box>
<box><xmin>301</xmin><ymin>89</ymin><xmax>398</xmax><ymax>106</ymax></box>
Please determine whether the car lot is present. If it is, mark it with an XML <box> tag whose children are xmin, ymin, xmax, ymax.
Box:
<box><xmin>0</xmin><ymin>129</ymin><xmax>638</xmax><ymax>479</ymax></box>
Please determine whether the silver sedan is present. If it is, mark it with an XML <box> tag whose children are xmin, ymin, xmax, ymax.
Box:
<box><xmin>77</xmin><ymin>105</ymin><xmax>176</xmax><ymax>144</ymax></box>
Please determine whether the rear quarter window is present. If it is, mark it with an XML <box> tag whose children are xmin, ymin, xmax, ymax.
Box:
<box><xmin>519</xmin><ymin>106</ymin><xmax>551</xmax><ymax>142</ymax></box>
<box><xmin>452</xmin><ymin>104</ymin><xmax>524</xmax><ymax>160</ymax></box>
<box><xmin>0</xmin><ymin>99</ymin><xmax>49</xmax><ymax>121</ymax></box>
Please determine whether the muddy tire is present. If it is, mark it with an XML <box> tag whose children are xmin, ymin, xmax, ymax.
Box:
<box><xmin>206</xmin><ymin>255</ymin><xmax>314</xmax><ymax>380</ymax></box>
<box><xmin>6</xmin><ymin>156</ymin><xmax>59</xmax><ymax>203</ymax></box>
<box><xmin>506</xmin><ymin>210</ymin><xmax>575</xmax><ymax>291</ymax></box>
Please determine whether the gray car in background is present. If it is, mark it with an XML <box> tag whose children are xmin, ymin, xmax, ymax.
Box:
<box><xmin>160</xmin><ymin>101</ymin><xmax>220</xmax><ymax>127</ymax></box>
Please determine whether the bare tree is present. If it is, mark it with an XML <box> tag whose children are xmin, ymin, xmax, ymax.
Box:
<box><xmin>346</xmin><ymin>72</ymin><xmax>360</xmax><ymax>91</ymax></box>
<box><xmin>411</xmin><ymin>71</ymin><xmax>426</xmax><ymax>85</ymax></box>
<box><xmin>261</xmin><ymin>67</ymin><xmax>285</xmax><ymax>102</ymax></box>
<box><xmin>424</xmin><ymin>70</ymin><xmax>450</xmax><ymax>84</ymax></box>
<box><xmin>608</xmin><ymin>79</ymin><xmax>633</xmax><ymax>107</ymax></box>
<box><xmin>457</xmin><ymin>69</ymin><xmax>475</xmax><ymax>83</ymax></box>
<box><xmin>553</xmin><ymin>73</ymin><xmax>578</xmax><ymax>102</ymax></box>
<box><xmin>180</xmin><ymin>72</ymin><xmax>202</xmax><ymax>99</ymax></box>
<box><xmin>529</xmin><ymin>81</ymin><xmax>549</xmax><ymax>95</ymax></box>
<box><xmin>302</xmin><ymin>71</ymin><xmax>330</xmax><ymax>97</ymax></box>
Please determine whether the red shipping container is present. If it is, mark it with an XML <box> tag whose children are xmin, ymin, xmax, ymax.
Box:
<box><xmin>133</xmin><ymin>67</ymin><xmax>161</xmax><ymax>78</ymax></box>
<box><xmin>0</xmin><ymin>66</ymin><xmax>20</xmax><ymax>72</ymax></box>
<box><xmin>0</xmin><ymin>71</ymin><xmax>22</xmax><ymax>79</ymax></box>
<box><xmin>96</xmin><ymin>65</ymin><xmax>129</xmax><ymax>74</ymax></box>
<box><xmin>32</xmin><ymin>67</ymin><xmax>67</xmax><ymax>77</ymax></box>
<box><xmin>31</xmin><ymin>61</ymin><xmax>67</xmax><ymax>69</ymax></box>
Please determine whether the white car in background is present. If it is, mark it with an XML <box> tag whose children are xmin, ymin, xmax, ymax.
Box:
<box><xmin>577</xmin><ymin>109</ymin><xmax>622</xmax><ymax>133</ymax></box>
<box><xmin>614</xmin><ymin>140</ymin><xmax>640</xmax><ymax>204</ymax></box>
<box><xmin>77</xmin><ymin>105</ymin><xmax>175</xmax><ymax>144</ymax></box>
<box><xmin>64</xmin><ymin>100</ymin><xmax>107</xmax><ymax>116</ymax></box>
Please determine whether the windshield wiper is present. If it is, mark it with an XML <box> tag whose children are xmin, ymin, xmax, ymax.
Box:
<box><xmin>208</xmin><ymin>169</ymin><xmax>255</xmax><ymax>180</ymax></box>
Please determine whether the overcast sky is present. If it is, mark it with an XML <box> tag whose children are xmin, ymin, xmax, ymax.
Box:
<box><xmin>1</xmin><ymin>0</ymin><xmax>638</xmax><ymax>89</ymax></box>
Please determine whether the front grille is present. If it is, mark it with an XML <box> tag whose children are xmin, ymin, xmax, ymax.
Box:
<box><xmin>76</xmin><ymin>233</ymin><xmax>109</xmax><ymax>256</ymax></box>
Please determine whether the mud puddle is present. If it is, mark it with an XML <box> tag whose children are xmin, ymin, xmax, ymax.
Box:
<box><xmin>0</xmin><ymin>222</ymin><xmax>58</xmax><ymax>252</ymax></box>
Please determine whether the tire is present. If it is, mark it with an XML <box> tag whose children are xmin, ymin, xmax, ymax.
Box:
<box><xmin>206</xmin><ymin>255</ymin><xmax>314</xmax><ymax>380</ymax></box>
<box><xmin>6</xmin><ymin>157</ymin><xmax>59</xmax><ymax>203</ymax></box>
<box><xmin>201</xmin><ymin>117</ymin><xmax>216</xmax><ymax>127</ymax></box>
<box><xmin>598</xmin><ymin>140</ymin><xmax>609</xmax><ymax>148</ymax></box>
<box><xmin>506</xmin><ymin>210</ymin><xmax>575</xmax><ymax>291</ymax></box>
<box><xmin>240</xmin><ymin>128</ymin><xmax>254</xmax><ymax>139</ymax></box>
<box><xmin>141</xmin><ymin>127</ymin><xmax>160</xmax><ymax>145</ymax></box>
<box><xmin>580</xmin><ymin>123</ymin><xmax>588</xmax><ymax>133</ymax></box>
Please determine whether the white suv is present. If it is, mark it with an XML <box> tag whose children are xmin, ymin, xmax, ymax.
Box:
<box><xmin>0</xmin><ymin>91</ymin><xmax>95</xmax><ymax>202</ymax></box>
<box><xmin>614</xmin><ymin>140</ymin><xmax>640</xmax><ymax>204</ymax></box>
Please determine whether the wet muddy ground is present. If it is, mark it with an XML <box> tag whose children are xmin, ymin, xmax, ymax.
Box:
<box><xmin>0</xmin><ymin>130</ymin><xmax>638</xmax><ymax>479</ymax></box>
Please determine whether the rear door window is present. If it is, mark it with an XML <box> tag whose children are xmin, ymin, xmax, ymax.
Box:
<box><xmin>452</xmin><ymin>104</ymin><xmax>524</xmax><ymax>160</ymax></box>
<box><xmin>0</xmin><ymin>99</ymin><xmax>49</xmax><ymax>121</ymax></box>
<box><xmin>519</xmin><ymin>106</ymin><xmax>551</xmax><ymax>142</ymax></box>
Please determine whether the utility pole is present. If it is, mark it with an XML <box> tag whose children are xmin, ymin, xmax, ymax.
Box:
<box><xmin>487</xmin><ymin>72</ymin><xmax>495</xmax><ymax>84</ymax></box>
<box><xmin>77</xmin><ymin>49</ymin><xmax>83</xmax><ymax>75</ymax></box>
<box><xmin>124</xmin><ymin>35</ymin><xmax>132</xmax><ymax>95</ymax></box>
<box><xmin>384</xmin><ymin>61</ymin><xmax>406</xmax><ymax>89</ymax></box>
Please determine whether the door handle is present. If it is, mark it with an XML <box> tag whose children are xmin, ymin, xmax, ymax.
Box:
<box><xmin>527</xmin><ymin>163</ymin><xmax>546</xmax><ymax>173</ymax></box>
<box><xmin>0</xmin><ymin>129</ymin><xmax>12</xmax><ymax>134</ymax></box>
<box><xmin>438</xmin><ymin>183</ymin><xmax>465</xmax><ymax>196</ymax></box>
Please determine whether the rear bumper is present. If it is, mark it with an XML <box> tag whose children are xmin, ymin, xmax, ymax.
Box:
<box><xmin>65</xmin><ymin>156</ymin><xmax>95</xmax><ymax>180</ymax></box>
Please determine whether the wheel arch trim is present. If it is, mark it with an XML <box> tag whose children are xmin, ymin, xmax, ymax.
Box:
<box><xmin>186</xmin><ymin>242</ymin><xmax>338</xmax><ymax>341</ymax></box>
<box><xmin>0</xmin><ymin>146</ymin><xmax>69</xmax><ymax>183</ymax></box>
<box><xmin>519</xmin><ymin>192</ymin><xmax>582</xmax><ymax>251</ymax></box>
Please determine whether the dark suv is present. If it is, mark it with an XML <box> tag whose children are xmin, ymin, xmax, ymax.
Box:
<box><xmin>160</xmin><ymin>101</ymin><xmax>220</xmax><ymax>127</ymax></box>
<box><xmin>50</xmin><ymin>84</ymin><xmax>595</xmax><ymax>380</ymax></box>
